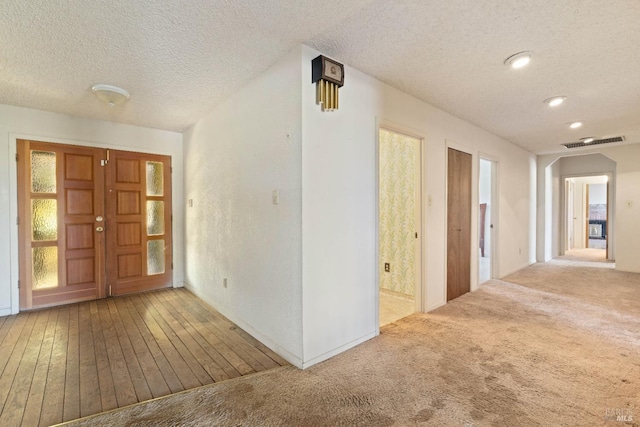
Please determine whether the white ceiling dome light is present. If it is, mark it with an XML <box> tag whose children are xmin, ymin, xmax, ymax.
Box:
<box><xmin>91</xmin><ymin>84</ymin><xmax>130</xmax><ymax>107</ymax></box>
<box><xmin>568</xmin><ymin>121</ymin><xmax>583</xmax><ymax>129</ymax></box>
<box><xmin>504</xmin><ymin>51</ymin><xmax>531</xmax><ymax>69</ymax></box>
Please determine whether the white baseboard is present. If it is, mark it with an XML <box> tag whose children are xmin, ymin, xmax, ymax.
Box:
<box><xmin>301</xmin><ymin>331</ymin><xmax>377</xmax><ymax>369</ymax></box>
<box><xmin>426</xmin><ymin>300</ymin><xmax>446</xmax><ymax>312</ymax></box>
<box><xmin>183</xmin><ymin>283</ymin><xmax>303</xmax><ymax>368</ymax></box>
<box><xmin>0</xmin><ymin>307</ymin><xmax>12</xmax><ymax>317</ymax></box>
<box><xmin>499</xmin><ymin>261</ymin><xmax>536</xmax><ymax>279</ymax></box>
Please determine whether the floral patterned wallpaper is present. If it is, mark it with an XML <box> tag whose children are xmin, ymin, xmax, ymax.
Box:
<box><xmin>379</xmin><ymin>129</ymin><xmax>418</xmax><ymax>297</ymax></box>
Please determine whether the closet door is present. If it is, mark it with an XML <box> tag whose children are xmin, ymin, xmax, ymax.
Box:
<box><xmin>447</xmin><ymin>148</ymin><xmax>472</xmax><ymax>301</ymax></box>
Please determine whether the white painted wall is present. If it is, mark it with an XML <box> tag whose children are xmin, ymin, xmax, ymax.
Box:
<box><xmin>182</xmin><ymin>47</ymin><xmax>303</xmax><ymax>366</ymax></box>
<box><xmin>0</xmin><ymin>103</ymin><xmax>184</xmax><ymax>316</ymax></box>
<box><xmin>590</xmin><ymin>183</ymin><xmax>607</xmax><ymax>204</ymax></box>
<box><xmin>301</xmin><ymin>45</ymin><xmax>536</xmax><ymax>367</ymax></box>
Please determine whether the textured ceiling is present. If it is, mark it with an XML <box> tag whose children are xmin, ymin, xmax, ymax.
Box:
<box><xmin>1</xmin><ymin>0</ymin><xmax>639</xmax><ymax>154</ymax></box>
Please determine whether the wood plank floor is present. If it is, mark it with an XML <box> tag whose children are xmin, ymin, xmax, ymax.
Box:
<box><xmin>0</xmin><ymin>288</ymin><xmax>288</xmax><ymax>426</ymax></box>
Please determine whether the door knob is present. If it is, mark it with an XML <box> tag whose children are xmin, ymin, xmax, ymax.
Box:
<box><xmin>96</xmin><ymin>216</ymin><xmax>104</xmax><ymax>222</ymax></box>
<box><xmin>96</xmin><ymin>226</ymin><xmax>104</xmax><ymax>232</ymax></box>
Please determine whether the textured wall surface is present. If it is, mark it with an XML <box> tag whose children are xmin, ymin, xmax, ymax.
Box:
<box><xmin>183</xmin><ymin>47</ymin><xmax>303</xmax><ymax>365</ymax></box>
<box><xmin>378</xmin><ymin>129</ymin><xmax>417</xmax><ymax>296</ymax></box>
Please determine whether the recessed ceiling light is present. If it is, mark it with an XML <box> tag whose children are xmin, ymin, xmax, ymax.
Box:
<box><xmin>504</xmin><ymin>51</ymin><xmax>531</xmax><ymax>69</ymax></box>
<box><xmin>568</xmin><ymin>121</ymin><xmax>583</xmax><ymax>129</ymax></box>
<box><xmin>544</xmin><ymin>96</ymin><xmax>567</xmax><ymax>107</ymax></box>
<box><xmin>581</xmin><ymin>137</ymin><xmax>595</xmax><ymax>144</ymax></box>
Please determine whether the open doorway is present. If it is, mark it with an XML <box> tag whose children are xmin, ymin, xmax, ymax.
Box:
<box><xmin>378</xmin><ymin>127</ymin><xmax>422</xmax><ymax>326</ymax></box>
<box><xmin>563</xmin><ymin>175</ymin><xmax>611</xmax><ymax>264</ymax></box>
<box><xmin>478</xmin><ymin>158</ymin><xmax>497</xmax><ymax>284</ymax></box>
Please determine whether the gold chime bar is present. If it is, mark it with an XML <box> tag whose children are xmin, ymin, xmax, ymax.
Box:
<box><xmin>317</xmin><ymin>79</ymin><xmax>324</xmax><ymax>106</ymax></box>
<box><xmin>316</xmin><ymin>80</ymin><xmax>340</xmax><ymax>111</ymax></box>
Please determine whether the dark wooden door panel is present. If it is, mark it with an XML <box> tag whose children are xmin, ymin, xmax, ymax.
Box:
<box><xmin>447</xmin><ymin>148</ymin><xmax>472</xmax><ymax>302</ymax></box>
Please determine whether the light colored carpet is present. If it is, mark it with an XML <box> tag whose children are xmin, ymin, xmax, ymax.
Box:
<box><xmin>553</xmin><ymin>248</ymin><xmax>615</xmax><ymax>269</ymax></box>
<box><xmin>59</xmin><ymin>263</ymin><xmax>640</xmax><ymax>427</ymax></box>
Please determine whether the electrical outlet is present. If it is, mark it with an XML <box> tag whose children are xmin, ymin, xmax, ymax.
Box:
<box><xmin>223</xmin><ymin>278</ymin><xmax>227</xmax><ymax>288</ymax></box>
<box><xmin>384</xmin><ymin>263</ymin><xmax>390</xmax><ymax>272</ymax></box>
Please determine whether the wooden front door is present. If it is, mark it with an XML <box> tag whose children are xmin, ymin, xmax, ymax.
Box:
<box><xmin>17</xmin><ymin>140</ymin><xmax>172</xmax><ymax>310</ymax></box>
<box><xmin>18</xmin><ymin>140</ymin><xmax>106</xmax><ymax>309</ymax></box>
<box><xmin>106</xmin><ymin>150</ymin><xmax>172</xmax><ymax>295</ymax></box>
<box><xmin>447</xmin><ymin>148</ymin><xmax>472</xmax><ymax>301</ymax></box>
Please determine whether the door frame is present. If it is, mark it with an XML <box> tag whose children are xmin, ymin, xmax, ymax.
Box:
<box><xmin>445</xmin><ymin>140</ymin><xmax>477</xmax><ymax>301</ymax></box>
<box><xmin>565</xmin><ymin>178</ymin><xmax>575</xmax><ymax>251</ymax></box>
<box><xmin>478</xmin><ymin>155</ymin><xmax>499</xmax><ymax>283</ymax></box>
<box><xmin>8</xmin><ymin>133</ymin><xmax>177</xmax><ymax>314</ymax></box>
<box><xmin>375</xmin><ymin>119</ymin><xmax>425</xmax><ymax>332</ymax></box>
<box><xmin>559</xmin><ymin>172</ymin><xmax>614</xmax><ymax>260</ymax></box>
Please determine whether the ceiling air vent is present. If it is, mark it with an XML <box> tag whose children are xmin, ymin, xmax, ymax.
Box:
<box><xmin>562</xmin><ymin>136</ymin><xmax>625</xmax><ymax>149</ymax></box>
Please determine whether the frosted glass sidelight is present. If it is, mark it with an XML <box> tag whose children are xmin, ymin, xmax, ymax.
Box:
<box><xmin>31</xmin><ymin>151</ymin><xmax>57</xmax><ymax>193</ymax></box>
<box><xmin>147</xmin><ymin>240</ymin><xmax>165</xmax><ymax>275</ymax></box>
<box><xmin>33</xmin><ymin>247</ymin><xmax>58</xmax><ymax>289</ymax></box>
<box><xmin>32</xmin><ymin>199</ymin><xmax>57</xmax><ymax>241</ymax></box>
<box><xmin>146</xmin><ymin>201</ymin><xmax>164</xmax><ymax>235</ymax></box>
<box><xmin>146</xmin><ymin>161</ymin><xmax>164</xmax><ymax>196</ymax></box>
